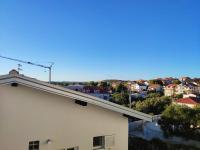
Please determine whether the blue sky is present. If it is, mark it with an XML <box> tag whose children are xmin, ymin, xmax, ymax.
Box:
<box><xmin>0</xmin><ymin>0</ymin><xmax>199</xmax><ymax>81</ymax></box>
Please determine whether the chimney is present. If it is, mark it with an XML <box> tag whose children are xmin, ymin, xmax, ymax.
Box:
<box><xmin>9</xmin><ymin>69</ymin><xmax>19</xmax><ymax>75</ymax></box>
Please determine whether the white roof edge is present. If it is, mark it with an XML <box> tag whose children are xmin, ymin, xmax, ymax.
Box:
<box><xmin>0</xmin><ymin>74</ymin><xmax>153</xmax><ymax>122</ymax></box>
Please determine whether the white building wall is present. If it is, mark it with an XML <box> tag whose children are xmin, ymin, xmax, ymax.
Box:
<box><xmin>0</xmin><ymin>85</ymin><xmax>128</xmax><ymax>150</ymax></box>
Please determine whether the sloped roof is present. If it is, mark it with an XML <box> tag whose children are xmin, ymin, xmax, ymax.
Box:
<box><xmin>149</xmin><ymin>84</ymin><xmax>162</xmax><ymax>88</ymax></box>
<box><xmin>0</xmin><ymin>72</ymin><xmax>153</xmax><ymax>122</ymax></box>
<box><xmin>176</xmin><ymin>97</ymin><xmax>200</xmax><ymax>105</ymax></box>
<box><xmin>165</xmin><ymin>84</ymin><xmax>177</xmax><ymax>88</ymax></box>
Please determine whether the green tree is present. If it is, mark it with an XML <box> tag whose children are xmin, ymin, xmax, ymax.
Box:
<box><xmin>129</xmin><ymin>137</ymin><xmax>200</xmax><ymax>150</ymax></box>
<box><xmin>149</xmin><ymin>80</ymin><xmax>163</xmax><ymax>86</ymax></box>
<box><xmin>115</xmin><ymin>83</ymin><xmax>128</xmax><ymax>93</ymax></box>
<box><xmin>147</xmin><ymin>92</ymin><xmax>162</xmax><ymax>98</ymax></box>
<box><xmin>159</xmin><ymin>104</ymin><xmax>200</xmax><ymax>140</ymax></box>
<box><xmin>88</xmin><ymin>81</ymin><xmax>98</xmax><ymax>86</ymax></box>
<box><xmin>110</xmin><ymin>92</ymin><xmax>129</xmax><ymax>105</ymax></box>
<box><xmin>99</xmin><ymin>81</ymin><xmax>109</xmax><ymax>88</ymax></box>
<box><xmin>134</xmin><ymin>96</ymin><xmax>172</xmax><ymax>115</ymax></box>
<box><xmin>194</xmin><ymin>105</ymin><xmax>200</xmax><ymax>127</ymax></box>
<box><xmin>173</xmin><ymin>79</ymin><xmax>181</xmax><ymax>85</ymax></box>
<box><xmin>174</xmin><ymin>94</ymin><xmax>183</xmax><ymax>99</ymax></box>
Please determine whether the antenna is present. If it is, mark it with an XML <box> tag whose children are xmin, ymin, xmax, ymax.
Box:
<box><xmin>17</xmin><ymin>64</ymin><xmax>23</xmax><ymax>72</ymax></box>
<box><xmin>0</xmin><ymin>55</ymin><xmax>54</xmax><ymax>83</ymax></box>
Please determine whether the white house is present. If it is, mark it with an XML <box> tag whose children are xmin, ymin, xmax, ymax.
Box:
<box><xmin>176</xmin><ymin>83</ymin><xmax>200</xmax><ymax>95</ymax></box>
<box><xmin>131</xmin><ymin>91</ymin><xmax>148</xmax><ymax>99</ymax></box>
<box><xmin>164</xmin><ymin>84</ymin><xmax>177</xmax><ymax>96</ymax></box>
<box><xmin>132</xmin><ymin>83</ymin><xmax>148</xmax><ymax>92</ymax></box>
<box><xmin>0</xmin><ymin>70</ymin><xmax>153</xmax><ymax>150</ymax></box>
<box><xmin>148</xmin><ymin>84</ymin><xmax>163</xmax><ymax>92</ymax></box>
<box><xmin>183</xmin><ymin>93</ymin><xmax>200</xmax><ymax>98</ymax></box>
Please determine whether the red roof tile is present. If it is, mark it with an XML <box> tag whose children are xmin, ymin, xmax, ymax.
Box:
<box><xmin>149</xmin><ymin>84</ymin><xmax>161</xmax><ymax>88</ymax></box>
<box><xmin>176</xmin><ymin>97</ymin><xmax>200</xmax><ymax>105</ymax></box>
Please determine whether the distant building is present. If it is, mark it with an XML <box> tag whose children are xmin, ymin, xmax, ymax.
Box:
<box><xmin>132</xmin><ymin>83</ymin><xmax>148</xmax><ymax>92</ymax></box>
<box><xmin>83</xmin><ymin>86</ymin><xmax>110</xmax><ymax>100</ymax></box>
<box><xmin>144</xmin><ymin>81</ymin><xmax>149</xmax><ymax>86</ymax></box>
<box><xmin>148</xmin><ymin>84</ymin><xmax>163</xmax><ymax>92</ymax></box>
<box><xmin>174</xmin><ymin>97</ymin><xmax>200</xmax><ymax>108</ymax></box>
<box><xmin>127</xmin><ymin>81</ymin><xmax>136</xmax><ymax>92</ymax></box>
<box><xmin>179</xmin><ymin>77</ymin><xmax>192</xmax><ymax>82</ymax></box>
<box><xmin>176</xmin><ymin>83</ymin><xmax>200</xmax><ymax>95</ymax></box>
<box><xmin>131</xmin><ymin>91</ymin><xmax>148</xmax><ymax>99</ymax></box>
<box><xmin>183</xmin><ymin>93</ymin><xmax>200</xmax><ymax>98</ymax></box>
<box><xmin>111</xmin><ymin>81</ymin><xmax>122</xmax><ymax>89</ymax></box>
<box><xmin>164</xmin><ymin>82</ymin><xmax>200</xmax><ymax>96</ymax></box>
<box><xmin>66</xmin><ymin>85</ymin><xmax>110</xmax><ymax>100</ymax></box>
<box><xmin>164</xmin><ymin>84</ymin><xmax>177</xmax><ymax>96</ymax></box>
<box><xmin>161</xmin><ymin>77</ymin><xmax>174</xmax><ymax>86</ymax></box>
<box><xmin>66</xmin><ymin>84</ymin><xmax>84</xmax><ymax>92</ymax></box>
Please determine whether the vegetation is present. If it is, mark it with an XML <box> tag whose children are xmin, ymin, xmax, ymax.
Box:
<box><xmin>53</xmin><ymin>79</ymin><xmax>200</xmax><ymax>143</ymax></box>
<box><xmin>129</xmin><ymin>137</ymin><xmax>200</xmax><ymax>150</ymax></box>
<box><xmin>159</xmin><ymin>104</ymin><xmax>200</xmax><ymax>141</ymax></box>
<box><xmin>146</xmin><ymin>92</ymin><xmax>163</xmax><ymax>98</ymax></box>
<box><xmin>51</xmin><ymin>81</ymin><xmax>69</xmax><ymax>86</ymax></box>
<box><xmin>88</xmin><ymin>81</ymin><xmax>98</xmax><ymax>86</ymax></box>
<box><xmin>173</xmin><ymin>94</ymin><xmax>183</xmax><ymax>99</ymax></box>
<box><xmin>100</xmin><ymin>81</ymin><xmax>109</xmax><ymax>88</ymax></box>
<box><xmin>115</xmin><ymin>83</ymin><xmax>128</xmax><ymax>93</ymax></box>
<box><xmin>133</xmin><ymin>96</ymin><xmax>172</xmax><ymax>115</ymax></box>
<box><xmin>149</xmin><ymin>79</ymin><xmax>163</xmax><ymax>85</ymax></box>
<box><xmin>172</xmin><ymin>79</ymin><xmax>181</xmax><ymax>85</ymax></box>
<box><xmin>110</xmin><ymin>92</ymin><xmax>129</xmax><ymax>105</ymax></box>
<box><xmin>109</xmin><ymin>83</ymin><xmax>129</xmax><ymax>105</ymax></box>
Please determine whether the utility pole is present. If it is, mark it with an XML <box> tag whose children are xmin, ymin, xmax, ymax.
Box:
<box><xmin>129</xmin><ymin>83</ymin><xmax>132</xmax><ymax>108</ymax></box>
<box><xmin>0</xmin><ymin>55</ymin><xmax>54</xmax><ymax>83</ymax></box>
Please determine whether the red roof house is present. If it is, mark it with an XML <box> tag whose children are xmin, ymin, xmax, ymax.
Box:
<box><xmin>175</xmin><ymin>97</ymin><xmax>200</xmax><ymax>108</ymax></box>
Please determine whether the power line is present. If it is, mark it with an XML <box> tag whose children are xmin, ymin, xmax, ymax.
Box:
<box><xmin>0</xmin><ymin>55</ymin><xmax>54</xmax><ymax>83</ymax></box>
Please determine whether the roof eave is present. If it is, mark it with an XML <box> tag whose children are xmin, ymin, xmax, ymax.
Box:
<box><xmin>0</xmin><ymin>74</ymin><xmax>153</xmax><ymax>122</ymax></box>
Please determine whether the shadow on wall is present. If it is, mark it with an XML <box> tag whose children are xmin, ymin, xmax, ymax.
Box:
<box><xmin>129</xmin><ymin>137</ymin><xmax>200</xmax><ymax>150</ymax></box>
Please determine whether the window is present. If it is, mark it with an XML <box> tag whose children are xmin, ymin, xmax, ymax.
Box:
<box><xmin>93</xmin><ymin>135</ymin><xmax>115</xmax><ymax>150</ymax></box>
<box><xmin>103</xmin><ymin>96</ymin><xmax>107</xmax><ymax>100</ymax></box>
<box><xmin>29</xmin><ymin>141</ymin><xmax>40</xmax><ymax>150</ymax></box>
<box><xmin>104</xmin><ymin>135</ymin><xmax>115</xmax><ymax>149</ymax></box>
<box><xmin>93</xmin><ymin>136</ymin><xmax>105</xmax><ymax>149</ymax></box>
<box><xmin>67</xmin><ymin>147</ymin><xmax>79</xmax><ymax>150</ymax></box>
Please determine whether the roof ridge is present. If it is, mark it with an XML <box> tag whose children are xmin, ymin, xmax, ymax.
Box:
<box><xmin>0</xmin><ymin>73</ymin><xmax>153</xmax><ymax>121</ymax></box>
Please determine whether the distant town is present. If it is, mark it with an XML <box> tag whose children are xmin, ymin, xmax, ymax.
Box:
<box><xmin>52</xmin><ymin>76</ymin><xmax>200</xmax><ymax>147</ymax></box>
<box><xmin>1</xmin><ymin>0</ymin><xmax>200</xmax><ymax>149</ymax></box>
<box><xmin>52</xmin><ymin>76</ymin><xmax>200</xmax><ymax>107</ymax></box>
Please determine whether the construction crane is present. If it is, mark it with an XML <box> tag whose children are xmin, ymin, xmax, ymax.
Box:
<box><xmin>0</xmin><ymin>55</ymin><xmax>54</xmax><ymax>83</ymax></box>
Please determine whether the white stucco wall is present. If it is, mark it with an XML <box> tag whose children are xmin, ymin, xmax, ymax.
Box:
<box><xmin>0</xmin><ymin>84</ymin><xmax>128</xmax><ymax>150</ymax></box>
